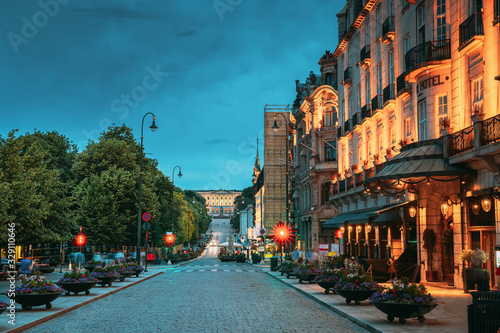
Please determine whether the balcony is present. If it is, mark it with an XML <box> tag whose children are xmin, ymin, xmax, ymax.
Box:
<box><xmin>371</xmin><ymin>95</ymin><xmax>383</xmax><ymax>114</ymax></box>
<box><xmin>352</xmin><ymin>112</ymin><xmax>362</xmax><ymax>129</ymax></box>
<box><xmin>343</xmin><ymin>67</ymin><xmax>353</xmax><ymax>87</ymax></box>
<box><xmin>359</xmin><ymin>45</ymin><xmax>371</xmax><ymax>68</ymax></box>
<box><xmin>383</xmin><ymin>84</ymin><xmax>395</xmax><ymax>107</ymax></box>
<box><xmin>396</xmin><ymin>73</ymin><xmax>411</xmax><ymax>98</ymax></box>
<box><xmin>344</xmin><ymin>119</ymin><xmax>352</xmax><ymax>134</ymax></box>
<box><xmin>361</xmin><ymin>104</ymin><xmax>372</xmax><ymax>121</ymax></box>
<box><xmin>337</xmin><ymin>126</ymin><xmax>343</xmax><ymax>138</ymax></box>
<box><xmin>404</xmin><ymin>40</ymin><xmax>451</xmax><ymax>82</ymax></box>
<box><xmin>458</xmin><ymin>13</ymin><xmax>484</xmax><ymax>52</ymax></box>
<box><xmin>449</xmin><ymin>125</ymin><xmax>474</xmax><ymax>156</ymax></box>
<box><xmin>346</xmin><ymin>175</ymin><xmax>354</xmax><ymax>190</ymax></box>
<box><xmin>382</xmin><ymin>16</ymin><xmax>395</xmax><ymax>44</ymax></box>
<box><xmin>338</xmin><ymin>179</ymin><xmax>346</xmax><ymax>194</ymax></box>
<box><xmin>354</xmin><ymin>171</ymin><xmax>363</xmax><ymax>187</ymax></box>
<box><xmin>449</xmin><ymin>114</ymin><xmax>500</xmax><ymax>159</ymax></box>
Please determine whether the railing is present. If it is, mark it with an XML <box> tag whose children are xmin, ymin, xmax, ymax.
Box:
<box><xmin>337</xmin><ymin>126</ymin><xmax>343</xmax><ymax>138</ymax></box>
<box><xmin>352</xmin><ymin>112</ymin><xmax>362</xmax><ymax>128</ymax></box>
<box><xmin>405</xmin><ymin>39</ymin><xmax>451</xmax><ymax>73</ymax></box>
<box><xmin>360</xmin><ymin>45</ymin><xmax>371</xmax><ymax>63</ymax></box>
<box><xmin>383</xmin><ymin>84</ymin><xmax>395</xmax><ymax>105</ymax></box>
<box><xmin>354</xmin><ymin>172</ymin><xmax>363</xmax><ymax>187</ymax></box>
<box><xmin>346</xmin><ymin>176</ymin><xmax>354</xmax><ymax>190</ymax></box>
<box><xmin>481</xmin><ymin>114</ymin><xmax>500</xmax><ymax>145</ymax></box>
<box><xmin>361</xmin><ymin>104</ymin><xmax>372</xmax><ymax>120</ymax></box>
<box><xmin>344</xmin><ymin>119</ymin><xmax>352</xmax><ymax>133</ymax></box>
<box><xmin>450</xmin><ymin>125</ymin><xmax>474</xmax><ymax>156</ymax></box>
<box><xmin>459</xmin><ymin>13</ymin><xmax>484</xmax><ymax>49</ymax></box>
<box><xmin>382</xmin><ymin>16</ymin><xmax>395</xmax><ymax>38</ymax></box>
<box><xmin>364</xmin><ymin>166</ymin><xmax>374</xmax><ymax>179</ymax></box>
<box><xmin>375</xmin><ymin>163</ymin><xmax>384</xmax><ymax>173</ymax></box>
<box><xmin>343</xmin><ymin>67</ymin><xmax>353</xmax><ymax>85</ymax></box>
<box><xmin>338</xmin><ymin>179</ymin><xmax>346</xmax><ymax>193</ymax></box>
<box><xmin>396</xmin><ymin>73</ymin><xmax>411</xmax><ymax>95</ymax></box>
<box><xmin>371</xmin><ymin>95</ymin><xmax>383</xmax><ymax>111</ymax></box>
<box><xmin>331</xmin><ymin>182</ymin><xmax>338</xmax><ymax>194</ymax></box>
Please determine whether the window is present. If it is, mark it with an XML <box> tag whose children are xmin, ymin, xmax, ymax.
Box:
<box><xmin>436</xmin><ymin>0</ymin><xmax>446</xmax><ymax>41</ymax></box>
<box><xmin>418</xmin><ymin>99</ymin><xmax>427</xmax><ymax>141</ymax></box>
<box><xmin>404</xmin><ymin>117</ymin><xmax>412</xmax><ymax>137</ymax></box>
<box><xmin>325</xmin><ymin>72</ymin><xmax>334</xmax><ymax>86</ymax></box>
<box><xmin>357</xmin><ymin>84</ymin><xmax>362</xmax><ymax>113</ymax></box>
<box><xmin>389</xmin><ymin>112</ymin><xmax>396</xmax><ymax>144</ymax></box>
<box><xmin>365</xmin><ymin>72</ymin><xmax>371</xmax><ymax>105</ymax></box>
<box><xmin>437</xmin><ymin>94</ymin><xmax>448</xmax><ymax>116</ymax></box>
<box><xmin>355</xmin><ymin>34</ymin><xmax>360</xmax><ymax>63</ymax></box>
<box><xmin>377</xmin><ymin>62</ymin><xmax>383</xmax><ymax>95</ymax></box>
<box><xmin>367</xmin><ymin>131</ymin><xmax>372</xmax><ymax>156</ymax></box>
<box><xmin>348</xmin><ymin>92</ymin><xmax>353</xmax><ymax>118</ymax></box>
<box><xmin>323</xmin><ymin>107</ymin><xmax>337</xmax><ymax>127</ymax></box>
<box><xmin>364</xmin><ymin>18</ymin><xmax>370</xmax><ymax>45</ymax></box>
<box><xmin>389</xmin><ymin>0</ymin><xmax>394</xmax><ymax>16</ymax></box>
<box><xmin>417</xmin><ymin>5</ymin><xmax>425</xmax><ymax>44</ymax></box>
<box><xmin>322</xmin><ymin>182</ymin><xmax>331</xmax><ymax>204</ymax></box>
<box><xmin>403</xmin><ymin>34</ymin><xmax>411</xmax><ymax>57</ymax></box>
<box><xmin>376</xmin><ymin>5</ymin><xmax>382</xmax><ymax>39</ymax></box>
<box><xmin>377</xmin><ymin>120</ymin><xmax>383</xmax><ymax>152</ymax></box>
<box><xmin>325</xmin><ymin>140</ymin><xmax>337</xmax><ymax>161</ymax></box>
<box><xmin>472</xmin><ymin>76</ymin><xmax>484</xmax><ymax>104</ymax></box>
<box><xmin>389</xmin><ymin>49</ymin><xmax>395</xmax><ymax>83</ymax></box>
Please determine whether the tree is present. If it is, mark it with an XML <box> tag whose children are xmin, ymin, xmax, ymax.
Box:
<box><xmin>230</xmin><ymin>186</ymin><xmax>254</xmax><ymax>230</ymax></box>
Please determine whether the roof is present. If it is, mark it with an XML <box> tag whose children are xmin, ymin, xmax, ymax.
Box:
<box><xmin>366</xmin><ymin>141</ymin><xmax>474</xmax><ymax>184</ymax></box>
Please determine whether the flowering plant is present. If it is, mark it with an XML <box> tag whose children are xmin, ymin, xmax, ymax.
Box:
<box><xmin>57</xmin><ymin>270</ymin><xmax>98</xmax><ymax>284</ymax></box>
<box><xmin>471</xmin><ymin>249</ymin><xmax>489</xmax><ymax>265</ymax></box>
<box><xmin>279</xmin><ymin>261</ymin><xmax>298</xmax><ymax>272</ymax></box>
<box><xmin>0</xmin><ymin>301</ymin><xmax>8</xmax><ymax>308</ymax></box>
<box><xmin>315</xmin><ymin>268</ymin><xmax>346</xmax><ymax>282</ymax></box>
<box><xmin>334</xmin><ymin>273</ymin><xmax>382</xmax><ymax>291</ymax></box>
<box><xmin>459</xmin><ymin>249</ymin><xmax>474</xmax><ymax>262</ymax></box>
<box><xmin>9</xmin><ymin>273</ymin><xmax>64</xmax><ymax>295</ymax></box>
<box><xmin>89</xmin><ymin>265</ymin><xmax>120</xmax><ymax>278</ymax></box>
<box><xmin>34</xmin><ymin>263</ymin><xmax>51</xmax><ymax>268</ymax></box>
<box><xmin>293</xmin><ymin>263</ymin><xmax>319</xmax><ymax>275</ymax></box>
<box><xmin>369</xmin><ymin>278</ymin><xmax>437</xmax><ymax>304</ymax></box>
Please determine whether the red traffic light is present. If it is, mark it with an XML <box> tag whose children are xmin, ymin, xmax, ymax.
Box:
<box><xmin>163</xmin><ymin>233</ymin><xmax>176</xmax><ymax>246</ymax></box>
<box><xmin>335</xmin><ymin>229</ymin><xmax>343</xmax><ymax>240</ymax></box>
<box><xmin>74</xmin><ymin>232</ymin><xmax>87</xmax><ymax>247</ymax></box>
<box><xmin>271</xmin><ymin>222</ymin><xmax>295</xmax><ymax>245</ymax></box>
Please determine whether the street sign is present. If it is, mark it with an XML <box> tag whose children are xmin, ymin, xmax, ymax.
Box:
<box><xmin>240</xmin><ymin>236</ymin><xmax>245</xmax><ymax>242</ymax></box>
<box><xmin>142</xmin><ymin>212</ymin><xmax>151</xmax><ymax>221</ymax></box>
<box><xmin>259</xmin><ymin>228</ymin><xmax>266</xmax><ymax>235</ymax></box>
<box><xmin>142</xmin><ymin>222</ymin><xmax>151</xmax><ymax>231</ymax></box>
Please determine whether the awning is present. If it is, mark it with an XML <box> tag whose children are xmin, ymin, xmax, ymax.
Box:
<box><xmin>322</xmin><ymin>208</ymin><xmax>379</xmax><ymax>229</ymax></box>
<box><xmin>366</xmin><ymin>140</ymin><xmax>474</xmax><ymax>184</ymax></box>
<box><xmin>372</xmin><ymin>210</ymin><xmax>403</xmax><ymax>227</ymax></box>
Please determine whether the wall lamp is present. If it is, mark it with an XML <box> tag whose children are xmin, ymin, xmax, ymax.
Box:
<box><xmin>441</xmin><ymin>196</ymin><xmax>459</xmax><ymax>217</ymax></box>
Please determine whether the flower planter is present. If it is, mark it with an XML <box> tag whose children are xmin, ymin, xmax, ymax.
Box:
<box><xmin>118</xmin><ymin>271</ymin><xmax>134</xmax><ymax>282</ymax></box>
<box><xmin>133</xmin><ymin>269</ymin><xmax>144</xmax><ymax>277</ymax></box>
<box><xmin>56</xmin><ymin>281</ymin><xmax>98</xmax><ymax>296</ymax></box>
<box><xmin>463</xmin><ymin>269</ymin><xmax>476</xmax><ymax>293</ymax></box>
<box><xmin>35</xmin><ymin>268</ymin><xmax>55</xmax><ymax>274</ymax></box>
<box><xmin>295</xmin><ymin>273</ymin><xmax>318</xmax><ymax>284</ymax></box>
<box><xmin>8</xmin><ymin>292</ymin><xmax>63</xmax><ymax>310</ymax></box>
<box><xmin>474</xmin><ymin>270</ymin><xmax>490</xmax><ymax>292</ymax></box>
<box><xmin>316</xmin><ymin>281</ymin><xmax>338</xmax><ymax>294</ymax></box>
<box><xmin>371</xmin><ymin>301</ymin><xmax>439</xmax><ymax>324</ymax></box>
<box><xmin>83</xmin><ymin>265</ymin><xmax>95</xmax><ymax>272</ymax></box>
<box><xmin>333</xmin><ymin>289</ymin><xmax>379</xmax><ymax>305</ymax></box>
<box><xmin>95</xmin><ymin>276</ymin><xmax>118</xmax><ymax>287</ymax></box>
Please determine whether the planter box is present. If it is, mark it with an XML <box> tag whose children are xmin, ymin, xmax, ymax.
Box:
<box><xmin>95</xmin><ymin>276</ymin><xmax>118</xmax><ymax>286</ymax></box>
<box><xmin>333</xmin><ymin>289</ymin><xmax>379</xmax><ymax>305</ymax></box>
<box><xmin>57</xmin><ymin>281</ymin><xmax>98</xmax><ymax>295</ymax></box>
<box><xmin>463</xmin><ymin>269</ymin><xmax>476</xmax><ymax>293</ymax></box>
<box><xmin>8</xmin><ymin>292</ymin><xmax>62</xmax><ymax>311</ymax></box>
<box><xmin>372</xmin><ymin>301</ymin><xmax>438</xmax><ymax>324</ymax></box>
<box><xmin>295</xmin><ymin>273</ymin><xmax>318</xmax><ymax>284</ymax></box>
<box><xmin>316</xmin><ymin>281</ymin><xmax>338</xmax><ymax>294</ymax></box>
<box><xmin>118</xmin><ymin>271</ymin><xmax>134</xmax><ymax>282</ymax></box>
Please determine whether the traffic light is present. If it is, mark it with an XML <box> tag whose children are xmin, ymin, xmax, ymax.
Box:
<box><xmin>148</xmin><ymin>232</ymin><xmax>153</xmax><ymax>244</ymax></box>
<box><xmin>335</xmin><ymin>229</ymin><xmax>343</xmax><ymax>240</ymax></box>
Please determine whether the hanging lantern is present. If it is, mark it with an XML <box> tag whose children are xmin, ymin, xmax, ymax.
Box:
<box><xmin>471</xmin><ymin>203</ymin><xmax>480</xmax><ymax>215</ymax></box>
<box><xmin>441</xmin><ymin>202</ymin><xmax>448</xmax><ymax>216</ymax></box>
<box><xmin>409</xmin><ymin>206</ymin><xmax>417</xmax><ymax>218</ymax></box>
<box><xmin>481</xmin><ymin>198</ymin><xmax>491</xmax><ymax>212</ymax></box>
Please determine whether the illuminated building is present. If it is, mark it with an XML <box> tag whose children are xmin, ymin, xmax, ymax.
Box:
<box><xmin>195</xmin><ymin>190</ymin><xmax>241</xmax><ymax>217</ymax></box>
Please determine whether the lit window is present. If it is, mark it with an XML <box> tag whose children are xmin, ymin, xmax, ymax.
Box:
<box><xmin>418</xmin><ymin>99</ymin><xmax>427</xmax><ymax>141</ymax></box>
<box><xmin>472</xmin><ymin>77</ymin><xmax>484</xmax><ymax>104</ymax></box>
<box><xmin>436</xmin><ymin>0</ymin><xmax>446</xmax><ymax>41</ymax></box>
<box><xmin>404</xmin><ymin>117</ymin><xmax>412</xmax><ymax>138</ymax></box>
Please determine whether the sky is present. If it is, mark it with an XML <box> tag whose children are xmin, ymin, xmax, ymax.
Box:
<box><xmin>0</xmin><ymin>0</ymin><xmax>343</xmax><ymax>191</ymax></box>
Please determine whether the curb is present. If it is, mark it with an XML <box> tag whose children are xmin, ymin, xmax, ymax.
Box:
<box><xmin>265</xmin><ymin>272</ymin><xmax>383</xmax><ymax>333</ymax></box>
<box><xmin>7</xmin><ymin>271</ymin><xmax>163</xmax><ymax>333</ymax></box>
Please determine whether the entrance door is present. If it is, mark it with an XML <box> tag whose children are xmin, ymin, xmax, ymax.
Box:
<box><xmin>483</xmin><ymin>231</ymin><xmax>496</xmax><ymax>288</ymax></box>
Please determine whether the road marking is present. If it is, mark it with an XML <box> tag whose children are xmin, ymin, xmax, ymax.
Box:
<box><xmin>236</xmin><ymin>270</ymin><xmax>242</xmax><ymax>272</ymax></box>
<box><xmin>211</xmin><ymin>269</ymin><xmax>217</xmax><ymax>271</ymax></box>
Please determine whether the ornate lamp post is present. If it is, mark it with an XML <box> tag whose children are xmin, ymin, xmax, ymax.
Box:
<box><xmin>170</xmin><ymin>166</ymin><xmax>182</xmax><ymax>255</ymax></box>
<box><xmin>136</xmin><ymin>113</ymin><xmax>157</xmax><ymax>266</ymax></box>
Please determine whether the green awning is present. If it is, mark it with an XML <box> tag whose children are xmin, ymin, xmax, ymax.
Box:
<box><xmin>372</xmin><ymin>210</ymin><xmax>403</xmax><ymax>227</ymax></box>
<box><xmin>322</xmin><ymin>208</ymin><xmax>379</xmax><ymax>229</ymax></box>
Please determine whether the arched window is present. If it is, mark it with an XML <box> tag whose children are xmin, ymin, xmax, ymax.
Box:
<box><xmin>322</xmin><ymin>182</ymin><xmax>331</xmax><ymax>204</ymax></box>
<box><xmin>216</xmin><ymin>208</ymin><xmax>219</xmax><ymax>214</ymax></box>
<box><xmin>212</xmin><ymin>208</ymin><xmax>215</xmax><ymax>213</ymax></box>
<box><xmin>224</xmin><ymin>208</ymin><xmax>228</xmax><ymax>214</ymax></box>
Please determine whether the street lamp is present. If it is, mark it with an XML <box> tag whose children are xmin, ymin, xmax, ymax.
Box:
<box><xmin>170</xmin><ymin>166</ymin><xmax>182</xmax><ymax>255</ymax></box>
<box><xmin>137</xmin><ymin>112</ymin><xmax>157</xmax><ymax>267</ymax></box>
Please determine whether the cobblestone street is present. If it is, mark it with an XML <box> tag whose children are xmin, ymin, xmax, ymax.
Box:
<box><xmin>26</xmin><ymin>248</ymin><xmax>368</xmax><ymax>333</ymax></box>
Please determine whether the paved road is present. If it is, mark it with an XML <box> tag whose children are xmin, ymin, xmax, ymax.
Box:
<box><xmin>26</xmin><ymin>220</ymin><xmax>368</xmax><ymax>333</ymax></box>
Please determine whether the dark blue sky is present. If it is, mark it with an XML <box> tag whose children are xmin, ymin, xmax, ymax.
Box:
<box><xmin>0</xmin><ymin>0</ymin><xmax>342</xmax><ymax>191</ymax></box>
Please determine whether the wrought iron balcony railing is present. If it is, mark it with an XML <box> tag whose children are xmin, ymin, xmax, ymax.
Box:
<box><xmin>352</xmin><ymin>112</ymin><xmax>362</xmax><ymax>128</ymax></box>
<box><xmin>360</xmin><ymin>45</ymin><xmax>371</xmax><ymax>64</ymax></box>
<box><xmin>361</xmin><ymin>104</ymin><xmax>372</xmax><ymax>121</ymax></box>
<box><xmin>344</xmin><ymin>119</ymin><xmax>352</xmax><ymax>133</ymax></box>
<box><xmin>382</xmin><ymin>16</ymin><xmax>395</xmax><ymax>42</ymax></box>
<box><xmin>383</xmin><ymin>84</ymin><xmax>395</xmax><ymax>105</ymax></box>
<box><xmin>459</xmin><ymin>13</ymin><xmax>484</xmax><ymax>50</ymax></box>
<box><xmin>396</xmin><ymin>73</ymin><xmax>411</xmax><ymax>96</ymax></box>
<box><xmin>343</xmin><ymin>67</ymin><xmax>353</xmax><ymax>86</ymax></box>
<box><xmin>405</xmin><ymin>39</ymin><xmax>451</xmax><ymax>73</ymax></box>
<box><xmin>337</xmin><ymin>126</ymin><xmax>343</xmax><ymax>138</ymax></box>
<box><xmin>371</xmin><ymin>95</ymin><xmax>383</xmax><ymax>112</ymax></box>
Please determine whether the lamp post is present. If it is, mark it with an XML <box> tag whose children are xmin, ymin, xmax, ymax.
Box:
<box><xmin>137</xmin><ymin>112</ymin><xmax>157</xmax><ymax>266</ymax></box>
<box><xmin>170</xmin><ymin>166</ymin><xmax>182</xmax><ymax>255</ymax></box>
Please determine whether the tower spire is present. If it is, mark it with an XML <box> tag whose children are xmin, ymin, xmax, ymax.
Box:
<box><xmin>253</xmin><ymin>138</ymin><xmax>261</xmax><ymax>181</ymax></box>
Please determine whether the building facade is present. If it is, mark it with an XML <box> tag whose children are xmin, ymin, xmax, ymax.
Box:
<box><xmin>324</xmin><ymin>0</ymin><xmax>499</xmax><ymax>289</ymax></box>
<box><xmin>195</xmin><ymin>190</ymin><xmax>242</xmax><ymax>217</ymax></box>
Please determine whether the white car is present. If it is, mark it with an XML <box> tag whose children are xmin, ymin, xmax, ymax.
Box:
<box><xmin>210</xmin><ymin>240</ymin><xmax>217</xmax><ymax>247</ymax></box>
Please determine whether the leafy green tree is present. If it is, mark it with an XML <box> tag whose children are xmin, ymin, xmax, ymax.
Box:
<box><xmin>230</xmin><ymin>186</ymin><xmax>254</xmax><ymax>230</ymax></box>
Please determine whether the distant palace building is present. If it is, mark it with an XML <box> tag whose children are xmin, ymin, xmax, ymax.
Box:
<box><xmin>196</xmin><ymin>190</ymin><xmax>242</xmax><ymax>217</ymax></box>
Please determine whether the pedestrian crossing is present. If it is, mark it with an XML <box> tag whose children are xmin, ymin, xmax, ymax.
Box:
<box><xmin>166</xmin><ymin>268</ymin><xmax>262</xmax><ymax>273</ymax></box>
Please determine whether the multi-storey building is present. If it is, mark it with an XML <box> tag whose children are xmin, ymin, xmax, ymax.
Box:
<box><xmin>290</xmin><ymin>52</ymin><xmax>340</xmax><ymax>254</ymax></box>
<box><xmin>195</xmin><ymin>190</ymin><xmax>241</xmax><ymax>217</ymax></box>
<box><xmin>323</xmin><ymin>0</ymin><xmax>499</xmax><ymax>290</ymax></box>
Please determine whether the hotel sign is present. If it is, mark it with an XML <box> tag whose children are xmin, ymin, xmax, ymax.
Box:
<box><xmin>417</xmin><ymin>75</ymin><xmax>448</xmax><ymax>94</ymax></box>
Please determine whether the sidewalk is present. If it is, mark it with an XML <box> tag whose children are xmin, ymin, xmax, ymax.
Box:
<box><xmin>0</xmin><ymin>265</ymin><xmax>168</xmax><ymax>333</ymax></box>
<box><xmin>263</xmin><ymin>267</ymin><xmax>472</xmax><ymax>333</ymax></box>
